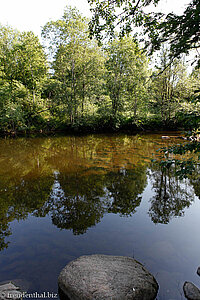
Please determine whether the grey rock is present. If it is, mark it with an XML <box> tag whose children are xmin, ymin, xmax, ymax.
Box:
<box><xmin>0</xmin><ymin>282</ymin><xmax>21</xmax><ymax>300</ymax></box>
<box><xmin>197</xmin><ymin>267</ymin><xmax>200</xmax><ymax>277</ymax></box>
<box><xmin>183</xmin><ymin>282</ymin><xmax>200</xmax><ymax>300</ymax></box>
<box><xmin>0</xmin><ymin>279</ymin><xmax>29</xmax><ymax>293</ymax></box>
<box><xmin>58</xmin><ymin>254</ymin><xmax>158</xmax><ymax>300</ymax></box>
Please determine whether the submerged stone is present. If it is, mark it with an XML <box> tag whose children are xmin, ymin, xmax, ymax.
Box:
<box><xmin>183</xmin><ymin>282</ymin><xmax>200</xmax><ymax>300</ymax></box>
<box><xmin>0</xmin><ymin>282</ymin><xmax>21</xmax><ymax>300</ymax></box>
<box><xmin>197</xmin><ymin>267</ymin><xmax>200</xmax><ymax>277</ymax></box>
<box><xmin>58</xmin><ymin>254</ymin><xmax>158</xmax><ymax>300</ymax></box>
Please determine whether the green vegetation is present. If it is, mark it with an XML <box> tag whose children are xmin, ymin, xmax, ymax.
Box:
<box><xmin>88</xmin><ymin>0</ymin><xmax>200</xmax><ymax>64</ymax></box>
<box><xmin>88</xmin><ymin>0</ymin><xmax>200</xmax><ymax>178</ymax></box>
<box><xmin>0</xmin><ymin>3</ymin><xmax>199</xmax><ymax>136</ymax></box>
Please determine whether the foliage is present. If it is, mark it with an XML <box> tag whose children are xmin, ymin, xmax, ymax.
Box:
<box><xmin>42</xmin><ymin>7</ymin><xmax>106</xmax><ymax>125</ymax></box>
<box><xmin>149</xmin><ymin>48</ymin><xmax>190</xmax><ymax>125</ymax></box>
<box><xmin>0</xmin><ymin>5</ymin><xmax>200</xmax><ymax>135</ymax></box>
<box><xmin>88</xmin><ymin>0</ymin><xmax>200</xmax><ymax>65</ymax></box>
<box><xmin>155</xmin><ymin>140</ymin><xmax>200</xmax><ymax>179</ymax></box>
<box><xmin>105</xmin><ymin>36</ymin><xmax>149</xmax><ymax>118</ymax></box>
<box><xmin>0</xmin><ymin>25</ymin><xmax>48</xmax><ymax>133</ymax></box>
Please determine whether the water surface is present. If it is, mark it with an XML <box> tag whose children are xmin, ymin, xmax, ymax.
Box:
<box><xmin>0</xmin><ymin>133</ymin><xmax>200</xmax><ymax>300</ymax></box>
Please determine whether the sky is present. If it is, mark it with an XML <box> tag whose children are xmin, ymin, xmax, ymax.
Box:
<box><xmin>0</xmin><ymin>0</ymin><xmax>91</xmax><ymax>37</ymax></box>
<box><xmin>0</xmin><ymin>0</ymin><xmax>190</xmax><ymax>38</ymax></box>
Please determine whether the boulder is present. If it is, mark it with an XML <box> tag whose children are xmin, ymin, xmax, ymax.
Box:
<box><xmin>197</xmin><ymin>267</ymin><xmax>200</xmax><ymax>277</ymax></box>
<box><xmin>58</xmin><ymin>254</ymin><xmax>158</xmax><ymax>300</ymax></box>
<box><xmin>183</xmin><ymin>282</ymin><xmax>200</xmax><ymax>300</ymax></box>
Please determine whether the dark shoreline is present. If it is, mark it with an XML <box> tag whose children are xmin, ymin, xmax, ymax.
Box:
<box><xmin>0</xmin><ymin>125</ymin><xmax>185</xmax><ymax>139</ymax></box>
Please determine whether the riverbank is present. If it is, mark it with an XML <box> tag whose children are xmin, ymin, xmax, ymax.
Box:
<box><xmin>0</xmin><ymin>116</ymin><xmax>186</xmax><ymax>138</ymax></box>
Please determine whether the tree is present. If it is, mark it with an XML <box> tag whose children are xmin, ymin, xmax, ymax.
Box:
<box><xmin>88</xmin><ymin>0</ymin><xmax>200</xmax><ymax>175</ymax></box>
<box><xmin>0</xmin><ymin>25</ymin><xmax>48</xmax><ymax>133</ymax></box>
<box><xmin>0</xmin><ymin>25</ymin><xmax>19</xmax><ymax>85</ymax></box>
<box><xmin>0</xmin><ymin>26</ymin><xmax>47</xmax><ymax>102</ymax></box>
<box><xmin>15</xmin><ymin>31</ymin><xmax>48</xmax><ymax>103</ymax></box>
<box><xmin>88</xmin><ymin>0</ymin><xmax>200</xmax><ymax>66</ymax></box>
<box><xmin>105</xmin><ymin>36</ymin><xmax>148</xmax><ymax>118</ymax></box>
<box><xmin>0</xmin><ymin>26</ymin><xmax>28</xmax><ymax>132</ymax></box>
<box><xmin>149</xmin><ymin>47</ymin><xmax>189</xmax><ymax>125</ymax></box>
<box><xmin>42</xmin><ymin>6</ymin><xmax>105</xmax><ymax>125</ymax></box>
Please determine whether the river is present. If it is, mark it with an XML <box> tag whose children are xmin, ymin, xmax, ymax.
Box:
<box><xmin>0</xmin><ymin>132</ymin><xmax>199</xmax><ymax>299</ymax></box>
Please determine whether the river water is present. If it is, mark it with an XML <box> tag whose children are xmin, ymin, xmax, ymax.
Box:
<box><xmin>0</xmin><ymin>132</ymin><xmax>200</xmax><ymax>299</ymax></box>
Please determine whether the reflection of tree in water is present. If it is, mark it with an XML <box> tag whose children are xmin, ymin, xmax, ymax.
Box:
<box><xmin>148</xmin><ymin>164</ymin><xmax>194</xmax><ymax>224</ymax></box>
<box><xmin>106</xmin><ymin>167</ymin><xmax>147</xmax><ymax>216</ymax></box>
<box><xmin>0</xmin><ymin>134</ymin><xmax>175</xmax><ymax>250</ymax></box>
<box><xmin>1</xmin><ymin>159</ymin><xmax>197</xmax><ymax>251</ymax></box>
<box><xmin>0</xmin><ymin>219</ymin><xmax>11</xmax><ymax>250</ymax></box>
<box><xmin>40</xmin><ymin>166</ymin><xmax>147</xmax><ymax>234</ymax></box>
<box><xmin>45</xmin><ymin>171</ymin><xmax>108</xmax><ymax>235</ymax></box>
<box><xmin>189</xmin><ymin>166</ymin><xmax>200</xmax><ymax>200</ymax></box>
<box><xmin>0</xmin><ymin>165</ymin><xmax>147</xmax><ymax>249</ymax></box>
<box><xmin>0</xmin><ymin>174</ymin><xmax>54</xmax><ymax>251</ymax></box>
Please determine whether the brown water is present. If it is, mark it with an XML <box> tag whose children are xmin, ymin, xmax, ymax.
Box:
<box><xmin>0</xmin><ymin>132</ymin><xmax>200</xmax><ymax>299</ymax></box>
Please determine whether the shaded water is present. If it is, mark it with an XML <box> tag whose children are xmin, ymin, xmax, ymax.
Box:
<box><xmin>0</xmin><ymin>133</ymin><xmax>200</xmax><ymax>299</ymax></box>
